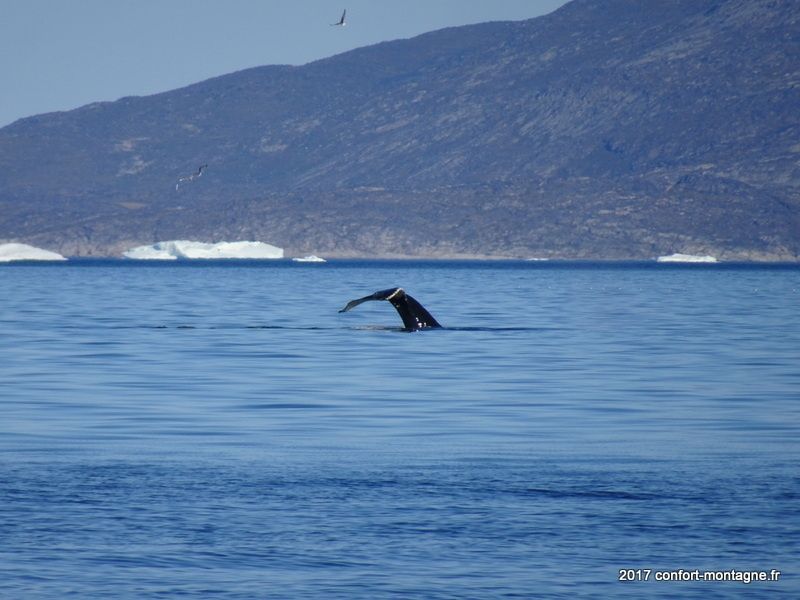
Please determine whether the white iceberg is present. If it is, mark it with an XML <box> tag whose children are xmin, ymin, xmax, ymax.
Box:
<box><xmin>123</xmin><ymin>240</ymin><xmax>284</xmax><ymax>260</ymax></box>
<box><xmin>0</xmin><ymin>243</ymin><xmax>66</xmax><ymax>262</ymax></box>
<box><xmin>657</xmin><ymin>253</ymin><xmax>718</xmax><ymax>263</ymax></box>
<box><xmin>292</xmin><ymin>255</ymin><xmax>327</xmax><ymax>263</ymax></box>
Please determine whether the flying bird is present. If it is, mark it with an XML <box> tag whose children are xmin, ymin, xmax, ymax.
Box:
<box><xmin>175</xmin><ymin>164</ymin><xmax>207</xmax><ymax>191</ymax></box>
<box><xmin>331</xmin><ymin>9</ymin><xmax>346</xmax><ymax>26</ymax></box>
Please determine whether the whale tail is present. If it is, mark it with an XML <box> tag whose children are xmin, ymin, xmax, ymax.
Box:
<box><xmin>339</xmin><ymin>287</ymin><xmax>441</xmax><ymax>330</ymax></box>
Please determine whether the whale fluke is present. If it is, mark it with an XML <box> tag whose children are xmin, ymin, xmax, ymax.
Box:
<box><xmin>339</xmin><ymin>287</ymin><xmax>441</xmax><ymax>330</ymax></box>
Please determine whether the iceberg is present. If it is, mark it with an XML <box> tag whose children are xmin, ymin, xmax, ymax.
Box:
<box><xmin>657</xmin><ymin>253</ymin><xmax>718</xmax><ymax>263</ymax></box>
<box><xmin>0</xmin><ymin>243</ymin><xmax>66</xmax><ymax>262</ymax></box>
<box><xmin>123</xmin><ymin>240</ymin><xmax>284</xmax><ymax>260</ymax></box>
<box><xmin>292</xmin><ymin>255</ymin><xmax>326</xmax><ymax>263</ymax></box>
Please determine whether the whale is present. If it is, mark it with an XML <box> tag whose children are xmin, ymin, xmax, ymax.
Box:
<box><xmin>339</xmin><ymin>287</ymin><xmax>441</xmax><ymax>330</ymax></box>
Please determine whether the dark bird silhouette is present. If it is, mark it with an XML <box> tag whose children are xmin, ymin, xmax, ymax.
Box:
<box><xmin>331</xmin><ymin>9</ymin><xmax>346</xmax><ymax>26</ymax></box>
<box><xmin>339</xmin><ymin>287</ymin><xmax>441</xmax><ymax>330</ymax></box>
<box><xmin>175</xmin><ymin>164</ymin><xmax>207</xmax><ymax>191</ymax></box>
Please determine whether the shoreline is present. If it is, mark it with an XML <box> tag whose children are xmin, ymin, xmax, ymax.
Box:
<box><xmin>4</xmin><ymin>256</ymin><xmax>800</xmax><ymax>267</ymax></box>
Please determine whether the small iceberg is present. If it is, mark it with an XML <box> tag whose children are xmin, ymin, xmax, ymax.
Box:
<box><xmin>0</xmin><ymin>243</ymin><xmax>66</xmax><ymax>262</ymax></box>
<box><xmin>292</xmin><ymin>255</ymin><xmax>326</xmax><ymax>263</ymax></box>
<box><xmin>123</xmin><ymin>240</ymin><xmax>284</xmax><ymax>260</ymax></box>
<box><xmin>657</xmin><ymin>253</ymin><xmax>718</xmax><ymax>263</ymax></box>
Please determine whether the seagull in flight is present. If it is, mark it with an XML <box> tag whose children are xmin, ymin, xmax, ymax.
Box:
<box><xmin>331</xmin><ymin>9</ymin><xmax>346</xmax><ymax>26</ymax></box>
<box><xmin>176</xmin><ymin>164</ymin><xmax>207</xmax><ymax>191</ymax></box>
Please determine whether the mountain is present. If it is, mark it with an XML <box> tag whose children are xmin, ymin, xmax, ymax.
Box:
<box><xmin>1</xmin><ymin>0</ymin><xmax>798</xmax><ymax>260</ymax></box>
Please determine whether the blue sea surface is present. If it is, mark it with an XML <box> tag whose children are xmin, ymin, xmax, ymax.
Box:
<box><xmin>1</xmin><ymin>260</ymin><xmax>798</xmax><ymax>598</ymax></box>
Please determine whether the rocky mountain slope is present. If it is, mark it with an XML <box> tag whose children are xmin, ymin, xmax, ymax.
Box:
<box><xmin>1</xmin><ymin>0</ymin><xmax>798</xmax><ymax>259</ymax></box>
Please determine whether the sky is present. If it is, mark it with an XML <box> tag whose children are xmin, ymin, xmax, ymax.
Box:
<box><xmin>1</xmin><ymin>0</ymin><xmax>569</xmax><ymax>128</ymax></box>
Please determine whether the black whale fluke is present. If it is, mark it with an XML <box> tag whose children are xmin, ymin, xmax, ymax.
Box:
<box><xmin>339</xmin><ymin>287</ymin><xmax>441</xmax><ymax>330</ymax></box>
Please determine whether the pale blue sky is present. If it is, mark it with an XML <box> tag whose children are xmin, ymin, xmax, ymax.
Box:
<box><xmin>1</xmin><ymin>1</ymin><xmax>568</xmax><ymax>127</ymax></box>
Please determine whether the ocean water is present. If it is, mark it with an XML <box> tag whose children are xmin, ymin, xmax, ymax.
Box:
<box><xmin>0</xmin><ymin>260</ymin><xmax>798</xmax><ymax>599</ymax></box>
